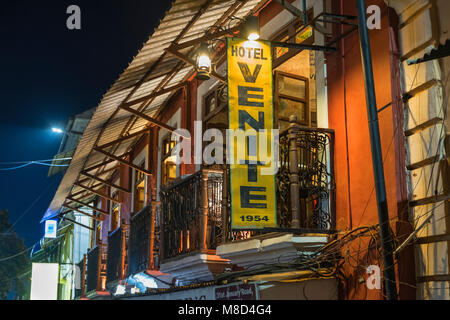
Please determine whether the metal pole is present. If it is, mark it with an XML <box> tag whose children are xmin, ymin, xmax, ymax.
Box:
<box><xmin>302</xmin><ymin>0</ymin><xmax>307</xmax><ymax>25</ymax></box>
<box><xmin>356</xmin><ymin>0</ymin><xmax>398</xmax><ymax>300</ymax></box>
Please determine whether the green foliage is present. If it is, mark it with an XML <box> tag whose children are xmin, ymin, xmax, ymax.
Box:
<box><xmin>0</xmin><ymin>210</ymin><xmax>31</xmax><ymax>300</ymax></box>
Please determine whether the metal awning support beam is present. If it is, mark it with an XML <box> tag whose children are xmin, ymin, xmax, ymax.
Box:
<box><xmin>83</xmin><ymin>158</ymin><xmax>120</xmax><ymax>173</ymax></box>
<box><xmin>60</xmin><ymin>215</ymin><xmax>94</xmax><ymax>231</ymax></box>
<box><xmin>63</xmin><ymin>204</ymin><xmax>103</xmax><ymax>222</ymax></box>
<box><xmin>78</xmin><ymin>165</ymin><xmax>121</xmax><ymax>185</ymax></box>
<box><xmin>70</xmin><ymin>182</ymin><xmax>103</xmax><ymax>199</ymax></box>
<box><xmin>170</xmin><ymin>26</ymin><xmax>240</xmax><ymax>51</ymax></box>
<box><xmin>118</xmin><ymin>105</ymin><xmax>189</xmax><ymax>139</ymax></box>
<box><xmin>274</xmin><ymin>0</ymin><xmax>303</xmax><ymax>17</ymax></box>
<box><xmin>66</xmin><ymin>197</ymin><xmax>109</xmax><ymax>215</ymax></box>
<box><xmin>120</xmin><ymin>82</ymin><xmax>187</xmax><ymax>109</ymax></box>
<box><xmin>93</xmin><ymin>147</ymin><xmax>153</xmax><ymax>176</ymax></box>
<box><xmin>74</xmin><ymin>182</ymin><xmax>123</xmax><ymax>204</ymax></box>
<box><xmin>96</xmin><ymin>128</ymin><xmax>151</xmax><ymax>150</ymax></box>
<box><xmin>80</xmin><ymin>170</ymin><xmax>131</xmax><ymax>194</ymax></box>
<box><xmin>272</xmin><ymin>41</ymin><xmax>336</xmax><ymax>52</ymax></box>
<box><xmin>323</xmin><ymin>12</ymin><xmax>357</xmax><ymax>20</ymax></box>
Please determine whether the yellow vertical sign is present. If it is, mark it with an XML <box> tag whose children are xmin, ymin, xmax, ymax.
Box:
<box><xmin>227</xmin><ymin>37</ymin><xmax>276</xmax><ymax>229</ymax></box>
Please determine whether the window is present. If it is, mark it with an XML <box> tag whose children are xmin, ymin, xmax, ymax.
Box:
<box><xmin>271</xmin><ymin>17</ymin><xmax>314</xmax><ymax>68</ymax></box>
<box><xmin>275</xmin><ymin>71</ymin><xmax>309</xmax><ymax>130</ymax></box>
<box><xmin>161</xmin><ymin>135</ymin><xmax>177</xmax><ymax>186</ymax></box>
<box><xmin>111</xmin><ymin>203</ymin><xmax>120</xmax><ymax>232</ymax></box>
<box><xmin>203</xmin><ymin>84</ymin><xmax>227</xmax><ymax>125</ymax></box>
<box><xmin>133</xmin><ymin>161</ymin><xmax>146</xmax><ymax>213</ymax></box>
<box><xmin>202</xmin><ymin>84</ymin><xmax>228</xmax><ymax>169</ymax></box>
<box><xmin>95</xmin><ymin>223</ymin><xmax>102</xmax><ymax>246</ymax></box>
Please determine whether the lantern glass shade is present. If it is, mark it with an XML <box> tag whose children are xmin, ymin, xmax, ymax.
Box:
<box><xmin>243</xmin><ymin>16</ymin><xmax>260</xmax><ymax>41</ymax></box>
<box><xmin>197</xmin><ymin>54</ymin><xmax>211</xmax><ymax>69</ymax></box>
<box><xmin>196</xmin><ymin>44</ymin><xmax>211</xmax><ymax>80</ymax></box>
<box><xmin>247</xmin><ymin>32</ymin><xmax>259</xmax><ymax>41</ymax></box>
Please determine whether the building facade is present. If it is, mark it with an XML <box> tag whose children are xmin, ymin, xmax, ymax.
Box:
<box><xmin>39</xmin><ymin>0</ymin><xmax>449</xmax><ymax>300</ymax></box>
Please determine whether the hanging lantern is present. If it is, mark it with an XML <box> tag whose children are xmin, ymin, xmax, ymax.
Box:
<box><xmin>242</xmin><ymin>15</ymin><xmax>260</xmax><ymax>41</ymax></box>
<box><xmin>196</xmin><ymin>43</ymin><xmax>211</xmax><ymax>80</ymax></box>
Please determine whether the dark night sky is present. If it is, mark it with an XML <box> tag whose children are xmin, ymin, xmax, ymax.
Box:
<box><xmin>0</xmin><ymin>1</ymin><xmax>172</xmax><ymax>246</ymax></box>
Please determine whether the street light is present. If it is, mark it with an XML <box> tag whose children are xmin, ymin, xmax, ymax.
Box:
<box><xmin>51</xmin><ymin>127</ymin><xmax>83</xmax><ymax>136</ymax></box>
<box><xmin>195</xmin><ymin>43</ymin><xmax>212</xmax><ymax>81</ymax></box>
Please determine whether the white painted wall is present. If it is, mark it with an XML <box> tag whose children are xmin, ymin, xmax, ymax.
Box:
<box><xmin>390</xmin><ymin>0</ymin><xmax>449</xmax><ymax>300</ymax></box>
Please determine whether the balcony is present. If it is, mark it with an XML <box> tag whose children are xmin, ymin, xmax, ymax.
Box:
<box><xmin>128</xmin><ymin>204</ymin><xmax>159</xmax><ymax>275</ymax></box>
<box><xmin>218</xmin><ymin>121</ymin><xmax>335</xmax><ymax>268</ymax></box>
<box><xmin>276</xmin><ymin>120</ymin><xmax>335</xmax><ymax>231</ymax></box>
<box><xmin>159</xmin><ymin>169</ymin><xmax>229</xmax><ymax>284</ymax></box>
<box><xmin>158</xmin><ymin>122</ymin><xmax>335</xmax><ymax>283</ymax></box>
<box><xmin>86</xmin><ymin>243</ymin><xmax>107</xmax><ymax>295</ymax></box>
<box><xmin>106</xmin><ymin>222</ymin><xmax>129</xmax><ymax>287</ymax></box>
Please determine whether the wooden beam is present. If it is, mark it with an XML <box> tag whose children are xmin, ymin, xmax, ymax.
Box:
<box><xmin>120</xmin><ymin>82</ymin><xmax>187</xmax><ymax>109</ymax></box>
<box><xmin>84</xmin><ymin>158</ymin><xmax>118</xmax><ymax>171</ymax></box>
<box><xmin>404</xmin><ymin>117</ymin><xmax>443</xmax><ymax>137</ymax></box>
<box><xmin>66</xmin><ymin>197</ymin><xmax>110</xmax><ymax>215</ymax></box>
<box><xmin>61</xmin><ymin>216</ymin><xmax>94</xmax><ymax>231</ymax></box>
<box><xmin>403</xmin><ymin>79</ymin><xmax>438</xmax><ymax>101</ymax></box>
<box><xmin>80</xmin><ymin>171</ymin><xmax>131</xmax><ymax>194</ymax></box>
<box><xmin>416</xmin><ymin>233</ymin><xmax>450</xmax><ymax>245</ymax></box>
<box><xmin>63</xmin><ymin>204</ymin><xmax>103</xmax><ymax>222</ymax></box>
<box><xmin>401</xmin><ymin>38</ymin><xmax>436</xmax><ymax>62</ymax></box>
<box><xmin>96</xmin><ymin>128</ymin><xmax>150</xmax><ymax>150</ymax></box>
<box><xmin>406</xmin><ymin>155</ymin><xmax>440</xmax><ymax>171</ymax></box>
<box><xmin>78</xmin><ymin>165</ymin><xmax>121</xmax><ymax>185</ymax></box>
<box><xmin>170</xmin><ymin>26</ymin><xmax>239</xmax><ymax>51</ymax></box>
<box><xmin>409</xmin><ymin>193</ymin><xmax>450</xmax><ymax>207</ymax></box>
<box><xmin>74</xmin><ymin>182</ymin><xmax>122</xmax><ymax>204</ymax></box>
<box><xmin>118</xmin><ymin>105</ymin><xmax>189</xmax><ymax>138</ymax></box>
<box><xmin>417</xmin><ymin>274</ymin><xmax>450</xmax><ymax>283</ymax></box>
<box><xmin>70</xmin><ymin>182</ymin><xmax>103</xmax><ymax>199</ymax></box>
<box><xmin>399</xmin><ymin>2</ymin><xmax>432</xmax><ymax>29</ymax></box>
<box><xmin>93</xmin><ymin>147</ymin><xmax>153</xmax><ymax>176</ymax></box>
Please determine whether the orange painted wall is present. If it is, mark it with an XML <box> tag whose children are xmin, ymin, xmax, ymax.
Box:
<box><xmin>328</xmin><ymin>0</ymin><xmax>398</xmax><ymax>230</ymax></box>
<box><xmin>327</xmin><ymin>0</ymin><xmax>411</xmax><ymax>299</ymax></box>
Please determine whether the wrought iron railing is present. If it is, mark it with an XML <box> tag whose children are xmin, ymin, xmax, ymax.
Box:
<box><xmin>106</xmin><ymin>222</ymin><xmax>128</xmax><ymax>284</ymax></box>
<box><xmin>277</xmin><ymin>119</ymin><xmax>335</xmax><ymax>230</ymax></box>
<box><xmin>158</xmin><ymin>119</ymin><xmax>335</xmax><ymax>260</ymax></box>
<box><xmin>86</xmin><ymin>244</ymin><xmax>102</xmax><ymax>293</ymax></box>
<box><xmin>128</xmin><ymin>204</ymin><xmax>160</xmax><ymax>274</ymax></box>
<box><xmin>222</xmin><ymin>121</ymin><xmax>335</xmax><ymax>239</ymax></box>
<box><xmin>160</xmin><ymin>169</ymin><xmax>223</xmax><ymax>260</ymax></box>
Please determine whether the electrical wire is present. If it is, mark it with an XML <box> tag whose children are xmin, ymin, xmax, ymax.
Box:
<box><xmin>216</xmin><ymin>200</ymin><xmax>447</xmax><ymax>289</ymax></box>
<box><xmin>0</xmin><ymin>157</ymin><xmax>72</xmax><ymax>165</ymax></box>
<box><xmin>4</xmin><ymin>179</ymin><xmax>59</xmax><ymax>233</ymax></box>
<box><xmin>0</xmin><ymin>244</ymin><xmax>35</xmax><ymax>263</ymax></box>
<box><xmin>0</xmin><ymin>161</ymin><xmax>70</xmax><ymax>171</ymax></box>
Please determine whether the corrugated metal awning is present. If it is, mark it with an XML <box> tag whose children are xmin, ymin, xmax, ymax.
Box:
<box><xmin>43</xmin><ymin>0</ymin><xmax>268</xmax><ymax>221</ymax></box>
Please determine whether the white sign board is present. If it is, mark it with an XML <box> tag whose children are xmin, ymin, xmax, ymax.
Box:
<box><xmin>30</xmin><ymin>263</ymin><xmax>59</xmax><ymax>300</ymax></box>
<box><xmin>44</xmin><ymin>220</ymin><xmax>57</xmax><ymax>238</ymax></box>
